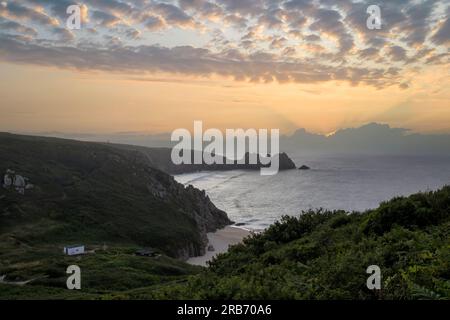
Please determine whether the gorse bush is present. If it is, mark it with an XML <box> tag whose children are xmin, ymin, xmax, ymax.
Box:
<box><xmin>149</xmin><ymin>187</ymin><xmax>450</xmax><ymax>300</ymax></box>
<box><xmin>364</xmin><ymin>186</ymin><xmax>450</xmax><ymax>235</ymax></box>
<box><xmin>1</xmin><ymin>177</ymin><xmax>448</xmax><ymax>300</ymax></box>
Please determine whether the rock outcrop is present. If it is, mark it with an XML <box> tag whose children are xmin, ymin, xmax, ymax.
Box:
<box><xmin>115</xmin><ymin>146</ymin><xmax>297</xmax><ymax>174</ymax></box>
<box><xmin>144</xmin><ymin>170</ymin><xmax>231</xmax><ymax>258</ymax></box>
<box><xmin>2</xmin><ymin>169</ymin><xmax>34</xmax><ymax>195</ymax></box>
<box><xmin>0</xmin><ymin>133</ymin><xmax>232</xmax><ymax>260</ymax></box>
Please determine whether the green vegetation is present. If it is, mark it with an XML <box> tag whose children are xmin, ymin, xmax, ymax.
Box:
<box><xmin>147</xmin><ymin>186</ymin><xmax>450</xmax><ymax>300</ymax></box>
<box><xmin>0</xmin><ymin>134</ymin><xmax>448</xmax><ymax>300</ymax></box>
<box><xmin>0</xmin><ymin>245</ymin><xmax>201</xmax><ymax>299</ymax></box>
<box><xmin>0</xmin><ymin>133</ymin><xmax>226</xmax><ymax>299</ymax></box>
<box><xmin>3</xmin><ymin>186</ymin><xmax>447</xmax><ymax>300</ymax></box>
<box><xmin>0</xmin><ymin>133</ymin><xmax>229</xmax><ymax>259</ymax></box>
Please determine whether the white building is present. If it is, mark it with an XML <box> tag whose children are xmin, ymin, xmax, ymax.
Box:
<box><xmin>64</xmin><ymin>245</ymin><xmax>85</xmax><ymax>256</ymax></box>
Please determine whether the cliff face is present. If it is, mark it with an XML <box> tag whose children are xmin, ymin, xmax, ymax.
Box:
<box><xmin>144</xmin><ymin>170</ymin><xmax>232</xmax><ymax>259</ymax></box>
<box><xmin>0</xmin><ymin>133</ymin><xmax>231</xmax><ymax>259</ymax></box>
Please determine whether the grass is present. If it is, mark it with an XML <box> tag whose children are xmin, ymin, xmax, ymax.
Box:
<box><xmin>0</xmin><ymin>244</ymin><xmax>202</xmax><ymax>299</ymax></box>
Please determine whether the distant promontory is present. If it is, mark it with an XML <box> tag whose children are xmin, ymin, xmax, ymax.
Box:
<box><xmin>112</xmin><ymin>146</ymin><xmax>297</xmax><ymax>175</ymax></box>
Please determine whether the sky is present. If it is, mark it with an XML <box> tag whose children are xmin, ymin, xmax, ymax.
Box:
<box><xmin>0</xmin><ymin>0</ymin><xmax>449</xmax><ymax>135</ymax></box>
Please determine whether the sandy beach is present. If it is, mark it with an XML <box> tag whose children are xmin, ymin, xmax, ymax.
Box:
<box><xmin>187</xmin><ymin>226</ymin><xmax>251</xmax><ymax>266</ymax></box>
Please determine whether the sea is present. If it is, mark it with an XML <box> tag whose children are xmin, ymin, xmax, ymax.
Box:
<box><xmin>175</xmin><ymin>154</ymin><xmax>450</xmax><ymax>231</ymax></box>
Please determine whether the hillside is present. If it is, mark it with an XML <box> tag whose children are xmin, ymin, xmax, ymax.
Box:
<box><xmin>0</xmin><ymin>133</ymin><xmax>231</xmax><ymax>259</ymax></box>
<box><xmin>0</xmin><ymin>133</ymin><xmax>448</xmax><ymax>300</ymax></box>
<box><xmin>3</xmin><ymin>185</ymin><xmax>448</xmax><ymax>300</ymax></box>
<box><xmin>147</xmin><ymin>187</ymin><xmax>450</xmax><ymax>300</ymax></box>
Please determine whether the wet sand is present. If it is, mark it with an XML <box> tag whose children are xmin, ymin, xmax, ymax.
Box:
<box><xmin>187</xmin><ymin>226</ymin><xmax>251</xmax><ymax>266</ymax></box>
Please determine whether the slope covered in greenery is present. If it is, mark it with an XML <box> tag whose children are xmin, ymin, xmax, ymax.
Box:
<box><xmin>147</xmin><ymin>186</ymin><xmax>450</xmax><ymax>300</ymax></box>
<box><xmin>0</xmin><ymin>133</ymin><xmax>448</xmax><ymax>300</ymax></box>
<box><xmin>1</xmin><ymin>185</ymin><xmax>448</xmax><ymax>300</ymax></box>
<box><xmin>0</xmin><ymin>133</ymin><xmax>230</xmax><ymax>258</ymax></box>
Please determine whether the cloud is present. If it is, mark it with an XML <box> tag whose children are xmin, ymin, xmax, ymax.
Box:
<box><xmin>224</xmin><ymin>14</ymin><xmax>247</xmax><ymax>28</ymax></box>
<box><xmin>358</xmin><ymin>47</ymin><xmax>379</xmax><ymax>59</ymax></box>
<box><xmin>0</xmin><ymin>0</ymin><xmax>448</xmax><ymax>89</ymax></box>
<box><xmin>151</xmin><ymin>3</ymin><xmax>197</xmax><ymax>29</ymax></box>
<box><xmin>143</xmin><ymin>14</ymin><xmax>166</xmax><ymax>31</ymax></box>
<box><xmin>270</xmin><ymin>36</ymin><xmax>288</xmax><ymax>49</ymax></box>
<box><xmin>216</xmin><ymin>0</ymin><xmax>266</xmax><ymax>16</ymax></box>
<box><xmin>0</xmin><ymin>33</ymin><xmax>404</xmax><ymax>88</ymax></box>
<box><xmin>386</xmin><ymin>46</ymin><xmax>408</xmax><ymax>62</ymax></box>
<box><xmin>84</xmin><ymin>0</ymin><xmax>133</xmax><ymax>16</ymax></box>
<box><xmin>26</xmin><ymin>0</ymin><xmax>89</xmax><ymax>24</ymax></box>
<box><xmin>432</xmin><ymin>17</ymin><xmax>450</xmax><ymax>45</ymax></box>
<box><xmin>52</xmin><ymin>27</ymin><xmax>75</xmax><ymax>42</ymax></box>
<box><xmin>123</xmin><ymin>27</ymin><xmax>141</xmax><ymax>40</ymax></box>
<box><xmin>92</xmin><ymin>10</ymin><xmax>122</xmax><ymax>27</ymax></box>
<box><xmin>0</xmin><ymin>16</ymin><xmax>37</xmax><ymax>36</ymax></box>
<box><xmin>309</xmin><ymin>8</ymin><xmax>354</xmax><ymax>54</ymax></box>
<box><xmin>257</xmin><ymin>9</ymin><xmax>284</xmax><ymax>29</ymax></box>
<box><xmin>284</xmin><ymin>0</ymin><xmax>314</xmax><ymax>12</ymax></box>
<box><xmin>400</xmin><ymin>0</ymin><xmax>437</xmax><ymax>47</ymax></box>
<box><xmin>179</xmin><ymin>0</ymin><xmax>224</xmax><ymax>20</ymax></box>
<box><xmin>0</xmin><ymin>1</ymin><xmax>59</xmax><ymax>26</ymax></box>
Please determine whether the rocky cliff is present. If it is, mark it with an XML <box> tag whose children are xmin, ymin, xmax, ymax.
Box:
<box><xmin>0</xmin><ymin>133</ymin><xmax>231</xmax><ymax>259</ymax></box>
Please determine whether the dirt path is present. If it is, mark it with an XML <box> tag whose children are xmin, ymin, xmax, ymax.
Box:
<box><xmin>0</xmin><ymin>275</ymin><xmax>48</xmax><ymax>286</ymax></box>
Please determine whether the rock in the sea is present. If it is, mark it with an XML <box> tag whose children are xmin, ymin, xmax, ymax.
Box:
<box><xmin>276</xmin><ymin>153</ymin><xmax>297</xmax><ymax>170</ymax></box>
<box><xmin>299</xmin><ymin>165</ymin><xmax>310</xmax><ymax>170</ymax></box>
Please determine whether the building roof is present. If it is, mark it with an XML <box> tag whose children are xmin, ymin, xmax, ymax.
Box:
<box><xmin>65</xmin><ymin>245</ymin><xmax>84</xmax><ymax>249</ymax></box>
